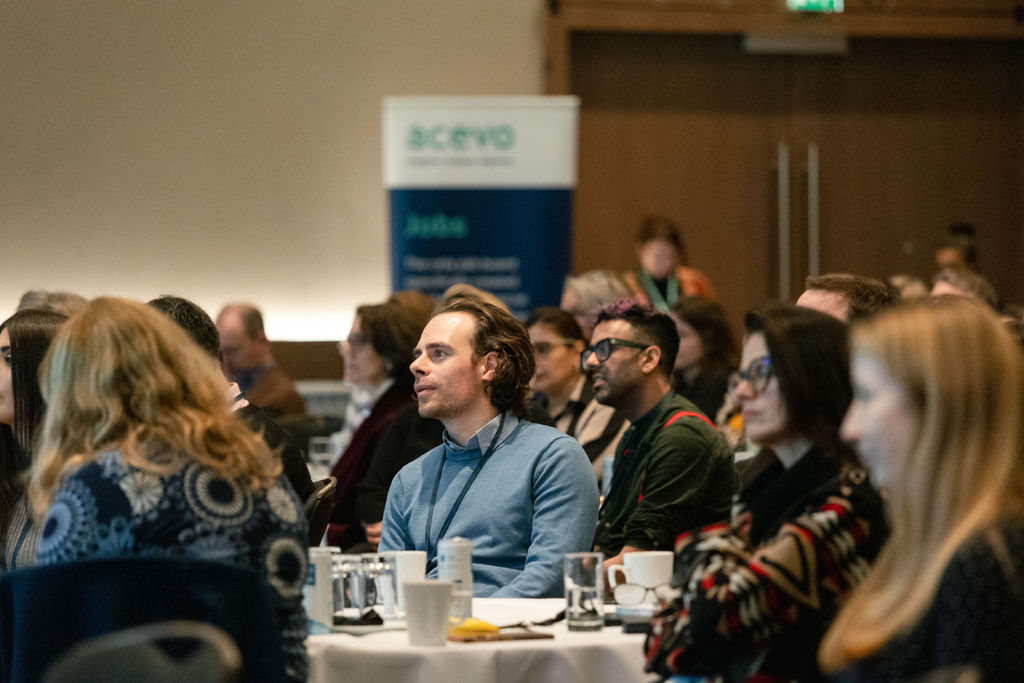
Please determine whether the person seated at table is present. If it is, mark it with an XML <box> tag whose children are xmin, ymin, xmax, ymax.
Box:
<box><xmin>583</xmin><ymin>301</ymin><xmax>737</xmax><ymax>573</ymax></box>
<box><xmin>622</xmin><ymin>215</ymin><xmax>716</xmax><ymax>312</ymax></box>
<box><xmin>668</xmin><ymin>296</ymin><xmax>737</xmax><ymax>420</ymax></box>
<box><xmin>527</xmin><ymin>307</ymin><xmax>628</xmax><ymax>479</ymax></box>
<box><xmin>0</xmin><ymin>309</ymin><xmax>68</xmax><ymax>571</ymax></box>
<box><xmin>216</xmin><ymin>302</ymin><xmax>305</xmax><ymax>418</ymax></box>
<box><xmin>148</xmin><ymin>295</ymin><xmax>314</xmax><ymax>502</ymax></box>
<box><xmin>329</xmin><ymin>299</ymin><xmax>425</xmax><ymax>549</ymax></box>
<box><xmin>379</xmin><ymin>298</ymin><xmax>599</xmax><ymax>598</ymax></box>
<box><xmin>29</xmin><ymin>297</ymin><xmax>308</xmax><ymax>682</ymax></box>
<box><xmin>16</xmin><ymin>290</ymin><xmax>88</xmax><ymax>317</ymax></box>
<box><xmin>820</xmin><ymin>299</ymin><xmax>1024</xmax><ymax>681</ymax></box>
<box><xmin>645</xmin><ymin>304</ymin><xmax>888</xmax><ymax>682</ymax></box>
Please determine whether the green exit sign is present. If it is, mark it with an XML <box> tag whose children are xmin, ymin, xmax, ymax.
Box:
<box><xmin>787</xmin><ymin>0</ymin><xmax>844</xmax><ymax>12</ymax></box>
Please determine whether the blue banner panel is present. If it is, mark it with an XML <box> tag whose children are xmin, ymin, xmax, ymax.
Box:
<box><xmin>389</xmin><ymin>188</ymin><xmax>572</xmax><ymax>320</ymax></box>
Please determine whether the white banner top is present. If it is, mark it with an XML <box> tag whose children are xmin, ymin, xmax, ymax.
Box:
<box><xmin>383</xmin><ymin>96</ymin><xmax>579</xmax><ymax>189</ymax></box>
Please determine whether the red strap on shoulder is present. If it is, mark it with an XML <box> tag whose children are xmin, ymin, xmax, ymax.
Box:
<box><xmin>664</xmin><ymin>410</ymin><xmax>717</xmax><ymax>431</ymax></box>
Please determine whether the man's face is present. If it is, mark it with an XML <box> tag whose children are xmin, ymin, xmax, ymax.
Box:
<box><xmin>583</xmin><ymin>319</ymin><xmax>650</xmax><ymax>409</ymax></box>
<box><xmin>796</xmin><ymin>288</ymin><xmax>850</xmax><ymax>322</ymax></box>
<box><xmin>217</xmin><ymin>312</ymin><xmax>264</xmax><ymax>377</ymax></box>
<box><xmin>409</xmin><ymin>312</ymin><xmax>493</xmax><ymax>422</ymax></box>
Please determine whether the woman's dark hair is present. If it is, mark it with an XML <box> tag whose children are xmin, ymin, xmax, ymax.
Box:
<box><xmin>0</xmin><ymin>309</ymin><xmax>67</xmax><ymax>531</ymax></box>
<box><xmin>744</xmin><ymin>303</ymin><xmax>858</xmax><ymax>466</ymax></box>
<box><xmin>357</xmin><ymin>301</ymin><xmax>426</xmax><ymax>391</ymax></box>
<box><xmin>525</xmin><ymin>307</ymin><xmax>586</xmax><ymax>344</ymax></box>
<box><xmin>433</xmin><ymin>298</ymin><xmax>535</xmax><ymax>419</ymax></box>
<box><xmin>671</xmin><ymin>296</ymin><xmax>738</xmax><ymax>373</ymax></box>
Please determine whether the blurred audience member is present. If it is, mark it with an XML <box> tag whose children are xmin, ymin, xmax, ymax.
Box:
<box><xmin>30</xmin><ymin>298</ymin><xmax>308</xmax><ymax>681</ymax></box>
<box><xmin>216</xmin><ymin>303</ymin><xmax>305</xmax><ymax>418</ymax></box>
<box><xmin>17</xmin><ymin>290</ymin><xmax>87</xmax><ymax>317</ymax></box>
<box><xmin>388</xmin><ymin>290</ymin><xmax>436</xmax><ymax>323</ymax></box>
<box><xmin>669</xmin><ymin>296</ymin><xmax>738</xmax><ymax>419</ymax></box>
<box><xmin>934</xmin><ymin>220</ymin><xmax>978</xmax><ymax>272</ymax></box>
<box><xmin>561</xmin><ymin>270</ymin><xmax>631</xmax><ymax>338</ymax></box>
<box><xmin>149</xmin><ymin>295</ymin><xmax>314</xmax><ymax>502</ymax></box>
<box><xmin>797</xmin><ymin>273</ymin><xmax>899</xmax><ymax>323</ymax></box>
<box><xmin>527</xmin><ymin>307</ymin><xmax>628</xmax><ymax>478</ymax></box>
<box><xmin>622</xmin><ymin>215</ymin><xmax>716</xmax><ymax>313</ymax></box>
<box><xmin>0</xmin><ymin>310</ymin><xmax>67</xmax><ymax>572</ymax></box>
<box><xmin>380</xmin><ymin>298</ymin><xmax>598</xmax><ymax>597</ymax></box>
<box><xmin>328</xmin><ymin>300</ymin><xmax>424</xmax><ymax>548</ymax></box>
<box><xmin>888</xmin><ymin>273</ymin><xmax>929</xmax><ymax>303</ymax></box>
<box><xmin>583</xmin><ymin>300</ymin><xmax>736</xmax><ymax>572</ymax></box>
<box><xmin>821</xmin><ymin>299</ymin><xmax>1024</xmax><ymax>681</ymax></box>
<box><xmin>647</xmin><ymin>304</ymin><xmax>887</xmax><ymax>681</ymax></box>
<box><xmin>931</xmin><ymin>266</ymin><xmax>999</xmax><ymax>309</ymax></box>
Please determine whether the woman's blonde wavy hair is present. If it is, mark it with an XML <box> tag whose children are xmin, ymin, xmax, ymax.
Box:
<box><xmin>819</xmin><ymin>298</ymin><xmax>1024</xmax><ymax>672</ymax></box>
<box><xmin>29</xmin><ymin>297</ymin><xmax>280</xmax><ymax>517</ymax></box>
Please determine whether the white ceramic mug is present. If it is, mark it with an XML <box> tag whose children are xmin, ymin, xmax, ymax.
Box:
<box><xmin>380</xmin><ymin>550</ymin><xmax>427</xmax><ymax>615</ymax></box>
<box><xmin>608</xmin><ymin>550</ymin><xmax>674</xmax><ymax>600</ymax></box>
<box><xmin>403</xmin><ymin>580</ymin><xmax>452</xmax><ymax>646</ymax></box>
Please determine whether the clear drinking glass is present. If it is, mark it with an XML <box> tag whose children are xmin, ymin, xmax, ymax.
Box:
<box><xmin>332</xmin><ymin>554</ymin><xmax>367</xmax><ymax>622</ymax></box>
<box><xmin>361</xmin><ymin>553</ymin><xmax>398</xmax><ymax>618</ymax></box>
<box><xmin>564</xmin><ymin>551</ymin><xmax>604</xmax><ymax>631</ymax></box>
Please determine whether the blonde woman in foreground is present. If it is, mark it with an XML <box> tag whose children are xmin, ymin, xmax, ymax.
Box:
<box><xmin>28</xmin><ymin>297</ymin><xmax>309</xmax><ymax>682</ymax></box>
<box><xmin>820</xmin><ymin>298</ymin><xmax>1024</xmax><ymax>681</ymax></box>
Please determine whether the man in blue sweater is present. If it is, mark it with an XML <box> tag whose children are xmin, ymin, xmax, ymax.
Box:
<box><xmin>380</xmin><ymin>297</ymin><xmax>599</xmax><ymax>598</ymax></box>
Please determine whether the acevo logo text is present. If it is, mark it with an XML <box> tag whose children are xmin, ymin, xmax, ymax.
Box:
<box><xmin>407</xmin><ymin>124</ymin><xmax>515</xmax><ymax>152</ymax></box>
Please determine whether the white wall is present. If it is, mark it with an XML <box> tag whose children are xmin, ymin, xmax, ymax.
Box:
<box><xmin>1</xmin><ymin>0</ymin><xmax>546</xmax><ymax>339</ymax></box>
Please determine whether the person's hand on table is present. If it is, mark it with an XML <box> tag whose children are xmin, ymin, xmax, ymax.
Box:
<box><xmin>363</xmin><ymin>521</ymin><xmax>382</xmax><ymax>546</ymax></box>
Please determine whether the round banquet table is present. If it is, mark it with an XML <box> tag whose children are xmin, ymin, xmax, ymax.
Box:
<box><xmin>306</xmin><ymin>597</ymin><xmax>655</xmax><ymax>683</ymax></box>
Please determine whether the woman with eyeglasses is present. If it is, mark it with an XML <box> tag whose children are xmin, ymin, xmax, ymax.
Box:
<box><xmin>526</xmin><ymin>307</ymin><xmax>628</xmax><ymax>479</ymax></box>
<box><xmin>819</xmin><ymin>299</ymin><xmax>1024</xmax><ymax>681</ymax></box>
<box><xmin>646</xmin><ymin>303</ymin><xmax>888</xmax><ymax>682</ymax></box>
<box><xmin>329</xmin><ymin>299</ymin><xmax>428</xmax><ymax>549</ymax></box>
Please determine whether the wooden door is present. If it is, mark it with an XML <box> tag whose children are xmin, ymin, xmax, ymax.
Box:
<box><xmin>570</xmin><ymin>31</ymin><xmax>790</xmax><ymax>334</ymax></box>
<box><xmin>788</xmin><ymin>38</ymin><xmax>1024</xmax><ymax>304</ymax></box>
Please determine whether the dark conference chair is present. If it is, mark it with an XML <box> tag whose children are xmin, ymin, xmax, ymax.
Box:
<box><xmin>0</xmin><ymin>557</ymin><xmax>286</xmax><ymax>683</ymax></box>
<box><xmin>42</xmin><ymin>620</ymin><xmax>242</xmax><ymax>683</ymax></box>
<box><xmin>305</xmin><ymin>476</ymin><xmax>337</xmax><ymax>546</ymax></box>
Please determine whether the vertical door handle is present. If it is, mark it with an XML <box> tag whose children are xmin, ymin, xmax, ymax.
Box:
<box><xmin>807</xmin><ymin>143</ymin><xmax>820</xmax><ymax>278</ymax></box>
<box><xmin>777</xmin><ymin>142</ymin><xmax>790</xmax><ymax>302</ymax></box>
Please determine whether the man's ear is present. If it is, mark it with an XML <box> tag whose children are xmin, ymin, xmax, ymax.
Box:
<box><xmin>638</xmin><ymin>345</ymin><xmax>662</xmax><ymax>376</ymax></box>
<box><xmin>480</xmin><ymin>351</ymin><xmax>499</xmax><ymax>382</ymax></box>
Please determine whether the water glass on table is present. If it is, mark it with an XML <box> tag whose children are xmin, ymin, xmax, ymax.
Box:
<box><xmin>564</xmin><ymin>551</ymin><xmax>604</xmax><ymax>631</ymax></box>
<box><xmin>332</xmin><ymin>554</ymin><xmax>368</xmax><ymax>622</ymax></box>
<box><xmin>361</xmin><ymin>553</ymin><xmax>398</xmax><ymax>618</ymax></box>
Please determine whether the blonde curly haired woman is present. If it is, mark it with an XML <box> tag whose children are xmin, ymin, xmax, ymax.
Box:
<box><xmin>820</xmin><ymin>298</ymin><xmax>1024</xmax><ymax>680</ymax></box>
<box><xmin>29</xmin><ymin>297</ymin><xmax>308</xmax><ymax>682</ymax></box>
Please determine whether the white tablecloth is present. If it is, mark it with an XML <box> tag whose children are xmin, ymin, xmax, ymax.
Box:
<box><xmin>306</xmin><ymin>598</ymin><xmax>654</xmax><ymax>683</ymax></box>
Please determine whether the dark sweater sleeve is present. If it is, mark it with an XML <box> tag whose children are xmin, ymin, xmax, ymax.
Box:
<box><xmin>238</xmin><ymin>404</ymin><xmax>314</xmax><ymax>501</ymax></box>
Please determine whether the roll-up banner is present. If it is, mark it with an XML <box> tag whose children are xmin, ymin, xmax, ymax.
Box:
<box><xmin>384</xmin><ymin>96</ymin><xmax>579</xmax><ymax>319</ymax></box>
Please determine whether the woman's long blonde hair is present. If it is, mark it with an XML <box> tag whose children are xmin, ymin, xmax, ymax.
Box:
<box><xmin>819</xmin><ymin>298</ymin><xmax>1024</xmax><ymax>671</ymax></box>
<box><xmin>29</xmin><ymin>297</ymin><xmax>280</xmax><ymax>516</ymax></box>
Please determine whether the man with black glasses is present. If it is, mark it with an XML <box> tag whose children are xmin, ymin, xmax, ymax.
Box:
<box><xmin>583</xmin><ymin>300</ymin><xmax>737</xmax><ymax>572</ymax></box>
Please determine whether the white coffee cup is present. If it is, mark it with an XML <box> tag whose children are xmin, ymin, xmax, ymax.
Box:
<box><xmin>403</xmin><ymin>580</ymin><xmax>453</xmax><ymax>646</ymax></box>
<box><xmin>381</xmin><ymin>550</ymin><xmax>427</xmax><ymax>615</ymax></box>
<box><xmin>608</xmin><ymin>550</ymin><xmax>674</xmax><ymax>601</ymax></box>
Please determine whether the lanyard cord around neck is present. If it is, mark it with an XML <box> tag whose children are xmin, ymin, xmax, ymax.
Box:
<box><xmin>425</xmin><ymin>413</ymin><xmax>507</xmax><ymax>563</ymax></box>
<box><xmin>638</xmin><ymin>268</ymin><xmax>678</xmax><ymax>312</ymax></box>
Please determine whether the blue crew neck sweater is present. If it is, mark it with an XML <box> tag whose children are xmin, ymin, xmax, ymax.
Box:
<box><xmin>380</xmin><ymin>418</ymin><xmax>599</xmax><ymax>598</ymax></box>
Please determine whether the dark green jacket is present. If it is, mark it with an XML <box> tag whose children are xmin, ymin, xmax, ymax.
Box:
<box><xmin>594</xmin><ymin>391</ymin><xmax>737</xmax><ymax>556</ymax></box>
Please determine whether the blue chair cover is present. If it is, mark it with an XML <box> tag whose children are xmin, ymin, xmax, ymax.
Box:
<box><xmin>0</xmin><ymin>557</ymin><xmax>286</xmax><ymax>683</ymax></box>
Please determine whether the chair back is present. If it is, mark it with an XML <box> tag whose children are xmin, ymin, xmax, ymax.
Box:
<box><xmin>305</xmin><ymin>476</ymin><xmax>337</xmax><ymax>546</ymax></box>
<box><xmin>0</xmin><ymin>557</ymin><xmax>286</xmax><ymax>683</ymax></box>
<box><xmin>42</xmin><ymin>620</ymin><xmax>242</xmax><ymax>683</ymax></box>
